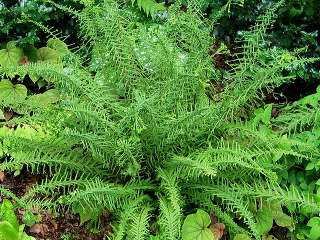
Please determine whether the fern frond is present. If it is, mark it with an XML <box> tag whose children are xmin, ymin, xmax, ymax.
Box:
<box><xmin>128</xmin><ymin>205</ymin><xmax>152</xmax><ymax>240</ymax></box>
<box><xmin>187</xmin><ymin>182</ymin><xmax>260</xmax><ymax>238</ymax></box>
<box><xmin>131</xmin><ymin>0</ymin><xmax>165</xmax><ymax>17</ymax></box>
<box><xmin>112</xmin><ymin>196</ymin><xmax>149</xmax><ymax>240</ymax></box>
<box><xmin>157</xmin><ymin>170</ymin><xmax>182</xmax><ymax>240</ymax></box>
<box><xmin>158</xmin><ymin>197</ymin><xmax>181</xmax><ymax>240</ymax></box>
<box><xmin>59</xmin><ymin>179</ymin><xmax>148</xmax><ymax>211</ymax></box>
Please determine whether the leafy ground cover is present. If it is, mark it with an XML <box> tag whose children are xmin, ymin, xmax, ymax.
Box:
<box><xmin>0</xmin><ymin>0</ymin><xmax>320</xmax><ymax>239</ymax></box>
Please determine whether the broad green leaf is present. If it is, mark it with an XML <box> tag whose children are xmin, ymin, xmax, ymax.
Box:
<box><xmin>270</xmin><ymin>202</ymin><xmax>292</xmax><ymax>227</ymax></box>
<box><xmin>181</xmin><ymin>209</ymin><xmax>214</xmax><ymax>240</ymax></box>
<box><xmin>0</xmin><ymin>200</ymin><xmax>19</xmax><ymax>231</ymax></box>
<box><xmin>261</xmin><ymin>104</ymin><xmax>273</xmax><ymax>125</ymax></box>
<box><xmin>0</xmin><ymin>41</ymin><xmax>23</xmax><ymax>68</ymax></box>
<box><xmin>309</xmin><ymin>226</ymin><xmax>320</xmax><ymax>240</ymax></box>
<box><xmin>307</xmin><ymin>217</ymin><xmax>320</xmax><ymax>227</ymax></box>
<box><xmin>36</xmin><ymin>79</ymin><xmax>47</xmax><ymax>88</ymax></box>
<box><xmin>255</xmin><ymin>207</ymin><xmax>273</xmax><ymax>235</ymax></box>
<box><xmin>28</xmin><ymin>89</ymin><xmax>59</xmax><ymax>107</ymax></box>
<box><xmin>0</xmin><ymin>80</ymin><xmax>27</xmax><ymax>104</ymax></box>
<box><xmin>37</xmin><ymin>47</ymin><xmax>61</xmax><ymax>63</ymax></box>
<box><xmin>306</xmin><ymin>163</ymin><xmax>315</xmax><ymax>171</ymax></box>
<box><xmin>18</xmin><ymin>224</ymin><xmax>25</xmax><ymax>238</ymax></box>
<box><xmin>274</xmin><ymin>213</ymin><xmax>292</xmax><ymax>228</ymax></box>
<box><xmin>0</xmin><ymin>221</ymin><xmax>19</xmax><ymax>240</ymax></box>
<box><xmin>234</xmin><ymin>233</ymin><xmax>252</xmax><ymax>240</ymax></box>
<box><xmin>72</xmin><ymin>203</ymin><xmax>101</xmax><ymax>225</ymax></box>
<box><xmin>300</xmin><ymin>205</ymin><xmax>315</xmax><ymax>215</ymax></box>
<box><xmin>28</xmin><ymin>72</ymin><xmax>40</xmax><ymax>83</ymax></box>
<box><xmin>47</xmin><ymin>38</ymin><xmax>69</xmax><ymax>55</ymax></box>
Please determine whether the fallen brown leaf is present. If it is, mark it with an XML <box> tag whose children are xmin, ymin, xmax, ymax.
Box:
<box><xmin>210</xmin><ymin>223</ymin><xmax>225</xmax><ymax>240</ymax></box>
<box><xmin>30</xmin><ymin>223</ymin><xmax>49</xmax><ymax>237</ymax></box>
<box><xmin>0</xmin><ymin>171</ymin><xmax>5</xmax><ymax>182</ymax></box>
<box><xmin>4</xmin><ymin>110</ymin><xmax>13</xmax><ymax>121</ymax></box>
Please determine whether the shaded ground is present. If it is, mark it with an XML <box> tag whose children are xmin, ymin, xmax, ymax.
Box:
<box><xmin>0</xmin><ymin>171</ymin><xmax>111</xmax><ymax>240</ymax></box>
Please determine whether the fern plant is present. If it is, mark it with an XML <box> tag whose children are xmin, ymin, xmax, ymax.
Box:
<box><xmin>131</xmin><ymin>0</ymin><xmax>166</xmax><ymax>17</ymax></box>
<box><xmin>0</xmin><ymin>0</ymin><xmax>319</xmax><ymax>239</ymax></box>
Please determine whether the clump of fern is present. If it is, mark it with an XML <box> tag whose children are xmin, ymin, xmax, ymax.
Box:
<box><xmin>0</xmin><ymin>0</ymin><xmax>319</xmax><ymax>239</ymax></box>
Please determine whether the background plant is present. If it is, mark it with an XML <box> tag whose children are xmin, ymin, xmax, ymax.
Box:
<box><xmin>0</xmin><ymin>0</ymin><xmax>319</xmax><ymax>239</ymax></box>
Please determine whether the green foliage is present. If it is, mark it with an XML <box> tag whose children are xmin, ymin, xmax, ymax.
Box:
<box><xmin>0</xmin><ymin>0</ymin><xmax>82</xmax><ymax>46</ymax></box>
<box><xmin>255</xmin><ymin>201</ymin><xmax>293</xmax><ymax>236</ymax></box>
<box><xmin>0</xmin><ymin>38</ymin><xmax>64</xmax><ymax>113</ymax></box>
<box><xmin>234</xmin><ymin>233</ymin><xmax>252</xmax><ymax>240</ymax></box>
<box><xmin>0</xmin><ymin>0</ymin><xmax>319</xmax><ymax>239</ymax></box>
<box><xmin>181</xmin><ymin>209</ymin><xmax>214</xmax><ymax>240</ymax></box>
<box><xmin>0</xmin><ymin>80</ymin><xmax>27</xmax><ymax>104</ymax></box>
<box><xmin>131</xmin><ymin>0</ymin><xmax>166</xmax><ymax>18</ymax></box>
<box><xmin>0</xmin><ymin>200</ymin><xmax>35</xmax><ymax>240</ymax></box>
<box><xmin>0</xmin><ymin>41</ymin><xmax>23</xmax><ymax>67</ymax></box>
<box><xmin>307</xmin><ymin>217</ymin><xmax>320</xmax><ymax>240</ymax></box>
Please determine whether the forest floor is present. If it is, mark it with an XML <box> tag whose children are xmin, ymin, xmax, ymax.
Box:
<box><xmin>0</xmin><ymin>170</ymin><xmax>111</xmax><ymax>240</ymax></box>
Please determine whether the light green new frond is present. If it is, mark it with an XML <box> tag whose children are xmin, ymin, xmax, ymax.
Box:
<box><xmin>1</xmin><ymin>150</ymin><xmax>95</xmax><ymax>176</ymax></box>
<box><xmin>158</xmin><ymin>197</ymin><xmax>181</xmax><ymax>240</ymax></box>
<box><xmin>112</xmin><ymin>196</ymin><xmax>149</xmax><ymax>240</ymax></box>
<box><xmin>158</xmin><ymin>170</ymin><xmax>183</xmax><ymax>212</ymax></box>
<box><xmin>205</xmin><ymin>143</ymin><xmax>277</xmax><ymax>181</ymax></box>
<box><xmin>157</xmin><ymin>170</ymin><xmax>183</xmax><ymax>240</ymax></box>
<box><xmin>128</xmin><ymin>205</ymin><xmax>152</xmax><ymax>240</ymax></box>
<box><xmin>272</xmin><ymin>87</ymin><xmax>320</xmax><ymax>134</ymax></box>
<box><xmin>239</xmin><ymin>0</ymin><xmax>285</xmax><ymax>64</ymax></box>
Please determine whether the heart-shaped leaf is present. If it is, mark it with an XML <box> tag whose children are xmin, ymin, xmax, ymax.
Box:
<box><xmin>37</xmin><ymin>47</ymin><xmax>61</xmax><ymax>63</ymax></box>
<box><xmin>270</xmin><ymin>202</ymin><xmax>292</xmax><ymax>228</ymax></box>
<box><xmin>255</xmin><ymin>207</ymin><xmax>273</xmax><ymax>235</ymax></box>
<box><xmin>182</xmin><ymin>209</ymin><xmax>214</xmax><ymax>240</ymax></box>
<box><xmin>308</xmin><ymin>217</ymin><xmax>320</xmax><ymax>227</ymax></box>
<box><xmin>28</xmin><ymin>89</ymin><xmax>59</xmax><ymax>107</ymax></box>
<box><xmin>47</xmin><ymin>38</ymin><xmax>69</xmax><ymax>55</ymax></box>
<box><xmin>0</xmin><ymin>80</ymin><xmax>27</xmax><ymax>104</ymax></box>
<box><xmin>307</xmin><ymin>218</ymin><xmax>320</xmax><ymax>240</ymax></box>
<box><xmin>274</xmin><ymin>212</ymin><xmax>292</xmax><ymax>228</ymax></box>
<box><xmin>0</xmin><ymin>41</ymin><xmax>23</xmax><ymax>68</ymax></box>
